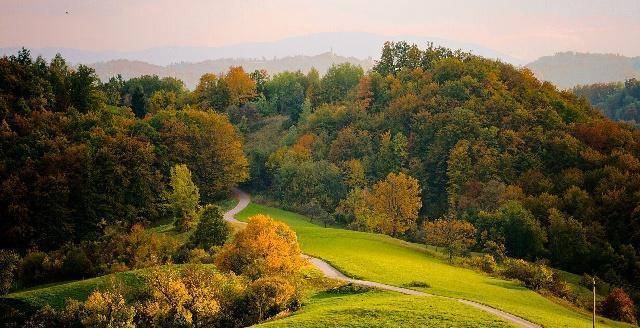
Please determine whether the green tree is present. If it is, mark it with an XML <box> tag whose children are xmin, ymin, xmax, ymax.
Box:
<box><xmin>498</xmin><ymin>201</ymin><xmax>547</xmax><ymax>260</ymax></box>
<box><xmin>131</xmin><ymin>85</ymin><xmax>146</xmax><ymax>118</ymax></box>
<box><xmin>189</xmin><ymin>205</ymin><xmax>229</xmax><ymax>250</ymax></box>
<box><xmin>318</xmin><ymin>63</ymin><xmax>364</xmax><ymax>104</ymax></box>
<box><xmin>167</xmin><ymin>164</ymin><xmax>200</xmax><ymax>232</ymax></box>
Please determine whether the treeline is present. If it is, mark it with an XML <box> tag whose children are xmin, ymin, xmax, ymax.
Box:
<box><xmin>0</xmin><ymin>49</ymin><xmax>248</xmax><ymax>252</ymax></box>
<box><xmin>240</xmin><ymin>42</ymin><xmax>640</xmax><ymax>313</ymax></box>
<box><xmin>573</xmin><ymin>79</ymin><xmax>640</xmax><ymax>124</ymax></box>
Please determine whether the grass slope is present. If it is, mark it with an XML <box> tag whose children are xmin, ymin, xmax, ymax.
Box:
<box><xmin>237</xmin><ymin>203</ymin><xmax>632</xmax><ymax>328</ymax></box>
<box><xmin>258</xmin><ymin>290</ymin><xmax>514</xmax><ymax>328</ymax></box>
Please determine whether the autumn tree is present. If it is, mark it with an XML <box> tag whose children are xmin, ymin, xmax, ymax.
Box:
<box><xmin>167</xmin><ymin>164</ymin><xmax>200</xmax><ymax>232</ymax></box>
<box><xmin>359</xmin><ymin>172</ymin><xmax>422</xmax><ymax>237</ymax></box>
<box><xmin>225</xmin><ymin>66</ymin><xmax>257</xmax><ymax>106</ymax></box>
<box><xmin>81</xmin><ymin>290</ymin><xmax>135</xmax><ymax>328</ymax></box>
<box><xmin>215</xmin><ymin>215</ymin><xmax>304</xmax><ymax>279</ymax></box>
<box><xmin>423</xmin><ymin>218</ymin><xmax>476</xmax><ymax>260</ymax></box>
<box><xmin>139</xmin><ymin>266</ymin><xmax>222</xmax><ymax>327</ymax></box>
<box><xmin>600</xmin><ymin>288</ymin><xmax>637</xmax><ymax>324</ymax></box>
<box><xmin>150</xmin><ymin>109</ymin><xmax>249</xmax><ymax>199</ymax></box>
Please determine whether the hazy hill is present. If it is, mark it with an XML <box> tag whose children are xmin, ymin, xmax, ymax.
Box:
<box><xmin>88</xmin><ymin>53</ymin><xmax>374</xmax><ymax>89</ymax></box>
<box><xmin>0</xmin><ymin>32</ymin><xmax>522</xmax><ymax>66</ymax></box>
<box><xmin>526</xmin><ymin>52</ymin><xmax>640</xmax><ymax>89</ymax></box>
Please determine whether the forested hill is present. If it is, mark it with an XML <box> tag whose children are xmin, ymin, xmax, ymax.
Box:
<box><xmin>242</xmin><ymin>42</ymin><xmax>640</xmax><ymax>309</ymax></box>
<box><xmin>526</xmin><ymin>52</ymin><xmax>640</xmax><ymax>89</ymax></box>
<box><xmin>88</xmin><ymin>53</ymin><xmax>374</xmax><ymax>89</ymax></box>
<box><xmin>573</xmin><ymin>79</ymin><xmax>640</xmax><ymax>125</ymax></box>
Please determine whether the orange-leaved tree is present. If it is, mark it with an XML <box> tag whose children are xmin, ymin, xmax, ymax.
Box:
<box><xmin>225</xmin><ymin>66</ymin><xmax>256</xmax><ymax>106</ymax></box>
<box><xmin>363</xmin><ymin>172</ymin><xmax>422</xmax><ymax>237</ymax></box>
<box><xmin>215</xmin><ymin>215</ymin><xmax>303</xmax><ymax>279</ymax></box>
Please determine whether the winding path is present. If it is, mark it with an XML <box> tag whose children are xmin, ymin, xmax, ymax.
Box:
<box><xmin>224</xmin><ymin>189</ymin><xmax>540</xmax><ymax>328</ymax></box>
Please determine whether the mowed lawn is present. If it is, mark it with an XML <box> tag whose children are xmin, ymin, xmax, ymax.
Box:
<box><xmin>258</xmin><ymin>290</ymin><xmax>514</xmax><ymax>328</ymax></box>
<box><xmin>237</xmin><ymin>203</ymin><xmax>632</xmax><ymax>328</ymax></box>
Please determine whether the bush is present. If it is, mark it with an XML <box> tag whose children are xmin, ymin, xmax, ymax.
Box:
<box><xmin>216</xmin><ymin>215</ymin><xmax>304</xmax><ymax>279</ymax></box>
<box><xmin>82</xmin><ymin>290</ymin><xmax>135</xmax><ymax>328</ymax></box>
<box><xmin>600</xmin><ymin>288</ymin><xmax>637</xmax><ymax>324</ymax></box>
<box><xmin>246</xmin><ymin>276</ymin><xmax>297</xmax><ymax>322</ymax></box>
<box><xmin>463</xmin><ymin>254</ymin><xmax>498</xmax><ymax>274</ymax></box>
<box><xmin>189</xmin><ymin>205</ymin><xmax>229</xmax><ymax>250</ymax></box>
<box><xmin>0</xmin><ymin>250</ymin><xmax>20</xmax><ymax>294</ymax></box>
<box><xmin>502</xmin><ymin>258</ymin><xmax>554</xmax><ymax>290</ymax></box>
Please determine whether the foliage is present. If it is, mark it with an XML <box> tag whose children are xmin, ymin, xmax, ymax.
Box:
<box><xmin>600</xmin><ymin>288</ymin><xmax>637</xmax><ymax>324</ymax></box>
<box><xmin>216</xmin><ymin>215</ymin><xmax>303</xmax><ymax>279</ymax></box>
<box><xmin>82</xmin><ymin>290</ymin><xmax>135</xmax><ymax>328</ymax></box>
<box><xmin>149</xmin><ymin>109</ymin><xmax>249</xmax><ymax>200</ymax></box>
<box><xmin>189</xmin><ymin>205</ymin><xmax>229</xmax><ymax>250</ymax></box>
<box><xmin>167</xmin><ymin>164</ymin><xmax>200</xmax><ymax>232</ymax></box>
<box><xmin>574</xmin><ymin>79</ymin><xmax>640</xmax><ymax>124</ymax></box>
<box><xmin>236</xmin><ymin>203</ymin><xmax>631</xmax><ymax>328</ymax></box>
<box><xmin>0</xmin><ymin>249</ymin><xmax>21</xmax><ymax>294</ymax></box>
<box><xmin>424</xmin><ymin>218</ymin><xmax>476</xmax><ymax>260</ymax></box>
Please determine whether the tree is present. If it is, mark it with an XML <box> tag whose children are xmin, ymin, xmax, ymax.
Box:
<box><xmin>167</xmin><ymin>164</ymin><xmax>200</xmax><ymax>232</ymax></box>
<box><xmin>363</xmin><ymin>172</ymin><xmax>422</xmax><ymax>237</ymax></box>
<box><xmin>318</xmin><ymin>63</ymin><xmax>364</xmax><ymax>104</ymax></box>
<box><xmin>225</xmin><ymin>66</ymin><xmax>256</xmax><ymax>106</ymax></box>
<box><xmin>131</xmin><ymin>85</ymin><xmax>146</xmax><ymax>118</ymax></box>
<box><xmin>498</xmin><ymin>201</ymin><xmax>547</xmax><ymax>260</ymax></box>
<box><xmin>215</xmin><ymin>215</ymin><xmax>303</xmax><ymax>279</ymax></box>
<box><xmin>81</xmin><ymin>290</ymin><xmax>135</xmax><ymax>328</ymax></box>
<box><xmin>150</xmin><ymin>109</ymin><xmax>249</xmax><ymax>199</ymax></box>
<box><xmin>423</xmin><ymin>219</ymin><xmax>476</xmax><ymax>260</ymax></box>
<box><xmin>447</xmin><ymin>139</ymin><xmax>472</xmax><ymax>212</ymax></box>
<box><xmin>600</xmin><ymin>288</ymin><xmax>637</xmax><ymax>324</ymax></box>
<box><xmin>139</xmin><ymin>266</ymin><xmax>221</xmax><ymax>327</ymax></box>
<box><xmin>189</xmin><ymin>205</ymin><xmax>229</xmax><ymax>250</ymax></box>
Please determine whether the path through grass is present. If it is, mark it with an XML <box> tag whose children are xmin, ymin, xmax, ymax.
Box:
<box><xmin>236</xmin><ymin>203</ymin><xmax>632</xmax><ymax>328</ymax></box>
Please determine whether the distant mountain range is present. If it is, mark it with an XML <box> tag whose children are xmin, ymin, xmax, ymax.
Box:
<box><xmin>4</xmin><ymin>33</ymin><xmax>640</xmax><ymax>90</ymax></box>
<box><xmin>526</xmin><ymin>52</ymin><xmax>640</xmax><ymax>89</ymax></box>
<box><xmin>0</xmin><ymin>32</ymin><xmax>523</xmax><ymax>66</ymax></box>
<box><xmin>88</xmin><ymin>53</ymin><xmax>374</xmax><ymax>89</ymax></box>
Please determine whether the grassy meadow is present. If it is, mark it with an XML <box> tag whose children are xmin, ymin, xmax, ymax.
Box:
<box><xmin>236</xmin><ymin>203</ymin><xmax>633</xmax><ymax>328</ymax></box>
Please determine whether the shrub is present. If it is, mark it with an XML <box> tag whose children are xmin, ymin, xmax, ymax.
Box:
<box><xmin>482</xmin><ymin>241</ymin><xmax>506</xmax><ymax>262</ymax></box>
<box><xmin>600</xmin><ymin>288</ymin><xmax>637</xmax><ymax>324</ymax></box>
<box><xmin>246</xmin><ymin>276</ymin><xmax>297</xmax><ymax>322</ymax></box>
<box><xmin>463</xmin><ymin>254</ymin><xmax>498</xmax><ymax>274</ymax></box>
<box><xmin>0</xmin><ymin>249</ymin><xmax>20</xmax><ymax>294</ymax></box>
<box><xmin>402</xmin><ymin>281</ymin><xmax>431</xmax><ymax>288</ymax></box>
<box><xmin>502</xmin><ymin>258</ymin><xmax>554</xmax><ymax>290</ymax></box>
<box><xmin>189</xmin><ymin>204</ymin><xmax>229</xmax><ymax>250</ymax></box>
<box><xmin>215</xmin><ymin>215</ymin><xmax>304</xmax><ymax>279</ymax></box>
<box><xmin>82</xmin><ymin>290</ymin><xmax>135</xmax><ymax>328</ymax></box>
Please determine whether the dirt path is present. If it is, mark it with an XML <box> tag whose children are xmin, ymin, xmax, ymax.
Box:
<box><xmin>223</xmin><ymin>189</ymin><xmax>540</xmax><ymax>328</ymax></box>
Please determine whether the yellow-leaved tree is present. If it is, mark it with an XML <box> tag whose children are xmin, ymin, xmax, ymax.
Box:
<box><xmin>215</xmin><ymin>215</ymin><xmax>303</xmax><ymax>279</ymax></box>
<box><xmin>364</xmin><ymin>172</ymin><xmax>422</xmax><ymax>236</ymax></box>
<box><xmin>225</xmin><ymin>66</ymin><xmax>256</xmax><ymax>106</ymax></box>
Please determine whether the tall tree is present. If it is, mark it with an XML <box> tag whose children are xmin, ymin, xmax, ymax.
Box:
<box><xmin>167</xmin><ymin>164</ymin><xmax>200</xmax><ymax>232</ymax></box>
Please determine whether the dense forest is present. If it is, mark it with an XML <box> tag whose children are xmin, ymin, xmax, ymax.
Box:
<box><xmin>2</xmin><ymin>42</ymin><xmax>640</xmax><ymax>322</ymax></box>
<box><xmin>574</xmin><ymin>79</ymin><xmax>640</xmax><ymax>124</ymax></box>
<box><xmin>241</xmin><ymin>42</ymin><xmax>640</xmax><ymax>306</ymax></box>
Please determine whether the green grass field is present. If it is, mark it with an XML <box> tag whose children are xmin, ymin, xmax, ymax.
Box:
<box><xmin>258</xmin><ymin>290</ymin><xmax>514</xmax><ymax>328</ymax></box>
<box><xmin>237</xmin><ymin>203</ymin><xmax>633</xmax><ymax>328</ymax></box>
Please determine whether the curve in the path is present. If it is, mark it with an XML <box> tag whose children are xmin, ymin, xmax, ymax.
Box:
<box><xmin>223</xmin><ymin>189</ymin><xmax>540</xmax><ymax>328</ymax></box>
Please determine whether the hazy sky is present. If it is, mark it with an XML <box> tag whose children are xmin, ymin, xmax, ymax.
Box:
<box><xmin>1</xmin><ymin>0</ymin><xmax>639</xmax><ymax>61</ymax></box>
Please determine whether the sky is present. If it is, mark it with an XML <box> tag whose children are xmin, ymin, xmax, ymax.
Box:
<box><xmin>1</xmin><ymin>0</ymin><xmax>639</xmax><ymax>61</ymax></box>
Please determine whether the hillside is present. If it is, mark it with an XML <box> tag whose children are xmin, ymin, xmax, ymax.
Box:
<box><xmin>526</xmin><ymin>52</ymin><xmax>640</xmax><ymax>89</ymax></box>
<box><xmin>89</xmin><ymin>52</ymin><xmax>374</xmax><ymax>89</ymax></box>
